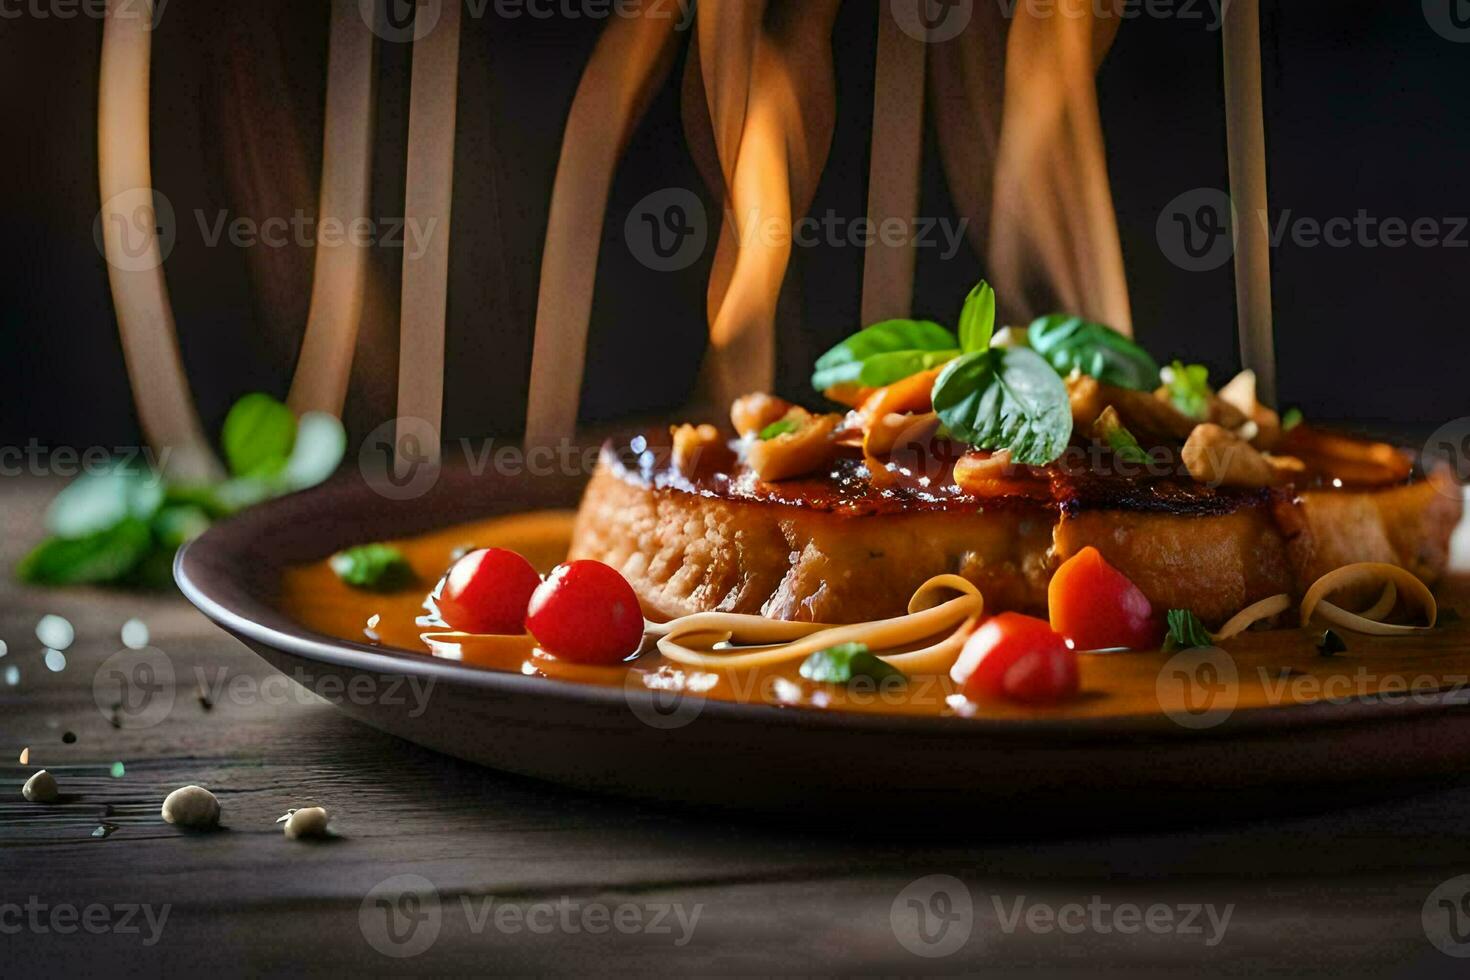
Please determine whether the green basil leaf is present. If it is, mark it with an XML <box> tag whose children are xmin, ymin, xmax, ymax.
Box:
<box><xmin>282</xmin><ymin>411</ymin><xmax>347</xmax><ymax>491</ymax></box>
<box><xmin>222</xmin><ymin>393</ymin><xmax>297</xmax><ymax>479</ymax></box>
<box><xmin>330</xmin><ymin>543</ymin><xmax>416</xmax><ymax>592</ymax></box>
<box><xmin>931</xmin><ymin>347</ymin><xmax>1073</xmax><ymax>466</ymax></box>
<box><xmin>957</xmin><ymin>280</ymin><xmax>997</xmax><ymax>353</ymax></box>
<box><xmin>1162</xmin><ymin>361</ymin><xmax>1212</xmax><ymax>420</ymax></box>
<box><xmin>153</xmin><ymin>504</ymin><xmax>212</xmax><ymax>549</ymax></box>
<box><xmin>759</xmin><ymin>419</ymin><xmax>799</xmax><ymax>441</ymax></box>
<box><xmin>1103</xmin><ymin>423</ymin><xmax>1149</xmax><ymax>464</ymax></box>
<box><xmin>1163</xmin><ymin>608</ymin><xmax>1213</xmax><ymax>651</ymax></box>
<box><xmin>17</xmin><ymin>519</ymin><xmax>153</xmax><ymax>586</ymax></box>
<box><xmin>1282</xmin><ymin>407</ymin><xmax>1303</xmax><ymax>432</ymax></box>
<box><xmin>798</xmin><ymin>642</ymin><xmax>906</xmax><ymax>686</ymax></box>
<box><xmin>1027</xmin><ymin>315</ymin><xmax>1161</xmax><ymax>391</ymax></box>
<box><xmin>44</xmin><ymin>465</ymin><xmax>164</xmax><ymax>539</ymax></box>
<box><xmin>811</xmin><ymin>320</ymin><xmax>959</xmax><ymax>392</ymax></box>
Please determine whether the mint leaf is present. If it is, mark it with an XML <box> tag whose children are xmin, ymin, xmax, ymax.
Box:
<box><xmin>812</xmin><ymin>320</ymin><xmax>959</xmax><ymax>392</ymax></box>
<box><xmin>1163</xmin><ymin>362</ymin><xmax>1212</xmax><ymax>420</ymax></box>
<box><xmin>957</xmin><ymin>280</ymin><xmax>997</xmax><ymax>353</ymax></box>
<box><xmin>1028</xmin><ymin>315</ymin><xmax>1161</xmax><ymax>391</ymax></box>
<box><xmin>931</xmin><ymin>347</ymin><xmax>1073</xmax><ymax>465</ymax></box>
<box><xmin>799</xmin><ymin>643</ymin><xmax>906</xmax><ymax>686</ymax></box>
<box><xmin>222</xmin><ymin>393</ymin><xmax>297</xmax><ymax>479</ymax></box>
<box><xmin>1164</xmin><ymin>608</ymin><xmax>1213</xmax><ymax>651</ymax></box>
<box><xmin>759</xmin><ymin>419</ymin><xmax>799</xmax><ymax>441</ymax></box>
<box><xmin>1282</xmin><ymin>407</ymin><xmax>1303</xmax><ymax>432</ymax></box>
<box><xmin>330</xmin><ymin>544</ymin><xmax>416</xmax><ymax>592</ymax></box>
<box><xmin>17</xmin><ymin>519</ymin><xmax>153</xmax><ymax>586</ymax></box>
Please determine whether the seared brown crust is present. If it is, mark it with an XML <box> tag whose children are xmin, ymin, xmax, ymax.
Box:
<box><xmin>572</xmin><ymin>439</ymin><xmax>1461</xmax><ymax>626</ymax></box>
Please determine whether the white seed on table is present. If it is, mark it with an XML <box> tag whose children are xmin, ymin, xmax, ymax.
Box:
<box><xmin>23</xmin><ymin>770</ymin><xmax>58</xmax><ymax>803</ymax></box>
<box><xmin>283</xmin><ymin>806</ymin><xmax>331</xmax><ymax>840</ymax></box>
<box><xmin>120</xmin><ymin>618</ymin><xmax>150</xmax><ymax>650</ymax></box>
<box><xmin>162</xmin><ymin>785</ymin><xmax>220</xmax><ymax>829</ymax></box>
<box><xmin>35</xmin><ymin>614</ymin><xmax>74</xmax><ymax>651</ymax></box>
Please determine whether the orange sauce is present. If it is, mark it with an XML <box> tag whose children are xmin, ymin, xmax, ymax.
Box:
<box><xmin>279</xmin><ymin>511</ymin><xmax>1470</xmax><ymax>721</ymax></box>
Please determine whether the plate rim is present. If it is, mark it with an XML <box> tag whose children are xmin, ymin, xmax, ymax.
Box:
<box><xmin>174</xmin><ymin>465</ymin><xmax>1470</xmax><ymax>742</ymax></box>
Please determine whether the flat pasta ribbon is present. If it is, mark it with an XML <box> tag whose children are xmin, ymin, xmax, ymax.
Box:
<box><xmin>645</xmin><ymin>574</ymin><xmax>984</xmax><ymax>674</ymax></box>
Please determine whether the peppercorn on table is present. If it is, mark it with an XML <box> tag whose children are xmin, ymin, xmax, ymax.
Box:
<box><xmin>3</xmin><ymin>473</ymin><xmax>1470</xmax><ymax>978</ymax></box>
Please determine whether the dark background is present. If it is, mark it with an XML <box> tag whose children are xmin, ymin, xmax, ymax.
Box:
<box><xmin>2</xmin><ymin>0</ymin><xmax>1467</xmax><ymax>453</ymax></box>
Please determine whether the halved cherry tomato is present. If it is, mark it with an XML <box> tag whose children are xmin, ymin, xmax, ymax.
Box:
<box><xmin>1048</xmin><ymin>546</ymin><xmax>1163</xmax><ymax>651</ymax></box>
<box><xmin>950</xmin><ymin>613</ymin><xmax>1078</xmax><ymax>704</ymax></box>
<box><xmin>437</xmin><ymin>548</ymin><xmax>543</xmax><ymax>635</ymax></box>
<box><xmin>526</xmin><ymin>560</ymin><xmax>645</xmax><ymax>664</ymax></box>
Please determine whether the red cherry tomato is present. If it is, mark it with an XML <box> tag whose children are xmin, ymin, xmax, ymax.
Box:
<box><xmin>950</xmin><ymin>612</ymin><xmax>1079</xmax><ymax>705</ymax></box>
<box><xmin>437</xmin><ymin>548</ymin><xmax>542</xmax><ymax>635</ymax></box>
<box><xmin>1048</xmin><ymin>546</ymin><xmax>1163</xmax><ymax>651</ymax></box>
<box><xmin>526</xmin><ymin>560</ymin><xmax>645</xmax><ymax>664</ymax></box>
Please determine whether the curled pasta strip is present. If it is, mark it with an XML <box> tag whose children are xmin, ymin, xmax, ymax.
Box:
<box><xmin>1300</xmin><ymin>563</ymin><xmax>1436</xmax><ymax>635</ymax></box>
<box><xmin>1213</xmin><ymin>593</ymin><xmax>1291</xmax><ymax>642</ymax></box>
<box><xmin>647</xmin><ymin>574</ymin><xmax>984</xmax><ymax>672</ymax></box>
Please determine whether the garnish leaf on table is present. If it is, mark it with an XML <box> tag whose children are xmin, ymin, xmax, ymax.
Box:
<box><xmin>811</xmin><ymin>319</ymin><xmax>959</xmax><ymax>392</ymax></box>
<box><xmin>17</xmin><ymin>393</ymin><xmax>347</xmax><ymax>589</ymax></box>
<box><xmin>931</xmin><ymin>346</ymin><xmax>1074</xmax><ymax>466</ymax></box>
<box><xmin>1163</xmin><ymin>608</ymin><xmax>1214</xmax><ymax>651</ymax></box>
<box><xmin>1027</xmin><ymin>314</ymin><xmax>1161</xmax><ymax>391</ymax></box>
<box><xmin>799</xmin><ymin>642</ymin><xmax>907</xmax><ymax>686</ymax></box>
<box><xmin>222</xmin><ymin>392</ymin><xmax>298</xmax><ymax>479</ymax></box>
<box><xmin>330</xmin><ymin>543</ymin><xmax>417</xmax><ymax>592</ymax></box>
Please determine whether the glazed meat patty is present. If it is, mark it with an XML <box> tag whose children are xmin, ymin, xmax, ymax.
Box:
<box><xmin>570</xmin><ymin>437</ymin><xmax>1461</xmax><ymax>626</ymax></box>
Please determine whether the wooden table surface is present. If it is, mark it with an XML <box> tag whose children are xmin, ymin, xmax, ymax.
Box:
<box><xmin>5</xmin><ymin>473</ymin><xmax>1470</xmax><ymax>978</ymax></box>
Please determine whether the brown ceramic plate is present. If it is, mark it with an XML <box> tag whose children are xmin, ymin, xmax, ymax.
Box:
<box><xmin>176</xmin><ymin>461</ymin><xmax>1470</xmax><ymax>819</ymax></box>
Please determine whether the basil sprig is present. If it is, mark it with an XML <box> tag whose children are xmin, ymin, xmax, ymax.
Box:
<box><xmin>931</xmin><ymin>346</ymin><xmax>1073</xmax><ymax>466</ymax></box>
<box><xmin>1163</xmin><ymin>361</ymin><xmax>1212</xmax><ymax>420</ymax></box>
<box><xmin>811</xmin><ymin>320</ymin><xmax>959</xmax><ymax>392</ymax></box>
<box><xmin>1028</xmin><ymin>314</ymin><xmax>1160</xmax><ymax>391</ymax></box>
<box><xmin>956</xmin><ymin>281</ymin><xmax>997</xmax><ymax>353</ymax></box>
<box><xmin>17</xmin><ymin>393</ymin><xmax>346</xmax><ymax>589</ymax></box>
<box><xmin>1163</xmin><ymin>609</ymin><xmax>1213</xmax><ymax>651</ymax></box>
